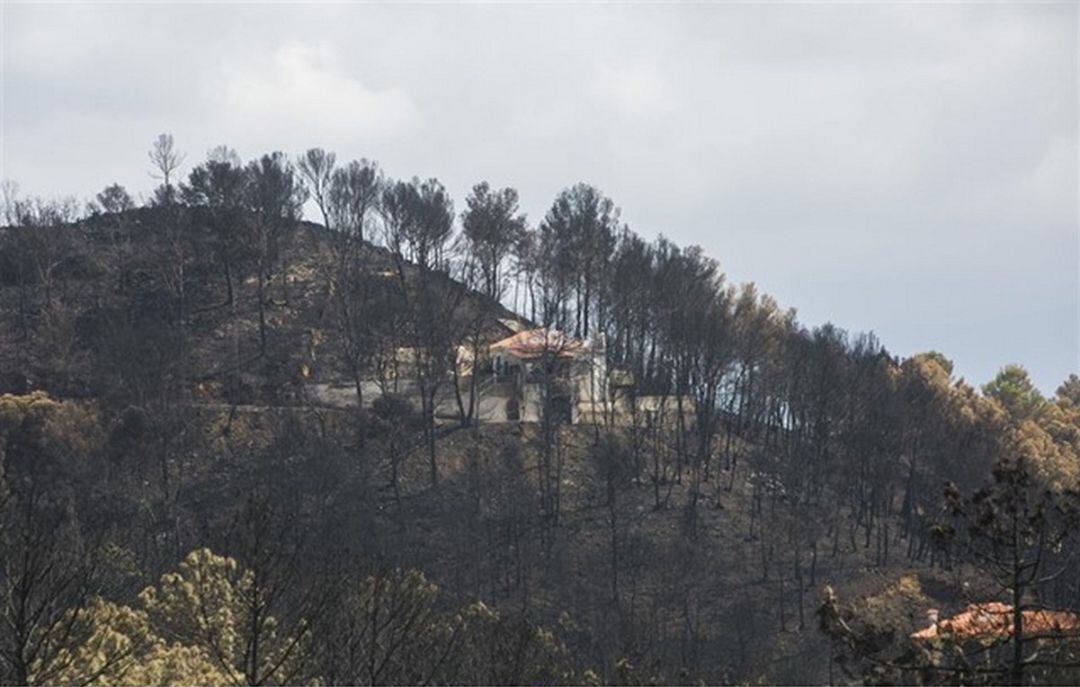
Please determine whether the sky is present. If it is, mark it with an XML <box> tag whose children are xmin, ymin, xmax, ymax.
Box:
<box><xmin>1</xmin><ymin>2</ymin><xmax>1077</xmax><ymax>393</ymax></box>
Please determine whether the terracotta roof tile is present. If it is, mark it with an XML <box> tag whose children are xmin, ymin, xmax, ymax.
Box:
<box><xmin>911</xmin><ymin>603</ymin><xmax>1080</xmax><ymax>642</ymax></box>
<box><xmin>489</xmin><ymin>329</ymin><xmax>586</xmax><ymax>360</ymax></box>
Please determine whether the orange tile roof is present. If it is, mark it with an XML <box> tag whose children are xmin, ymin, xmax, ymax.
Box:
<box><xmin>911</xmin><ymin>602</ymin><xmax>1080</xmax><ymax>642</ymax></box>
<box><xmin>489</xmin><ymin>328</ymin><xmax>586</xmax><ymax>360</ymax></box>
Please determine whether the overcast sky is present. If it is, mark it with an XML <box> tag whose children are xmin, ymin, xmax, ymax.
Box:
<box><xmin>1</xmin><ymin>2</ymin><xmax>1076</xmax><ymax>392</ymax></box>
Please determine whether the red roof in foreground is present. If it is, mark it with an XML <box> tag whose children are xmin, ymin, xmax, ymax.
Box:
<box><xmin>911</xmin><ymin>602</ymin><xmax>1080</xmax><ymax>642</ymax></box>
<box><xmin>489</xmin><ymin>328</ymin><xmax>586</xmax><ymax>360</ymax></box>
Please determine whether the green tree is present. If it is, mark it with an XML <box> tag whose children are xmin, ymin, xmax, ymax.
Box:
<box><xmin>984</xmin><ymin>365</ymin><xmax>1047</xmax><ymax>422</ymax></box>
<box><xmin>1056</xmin><ymin>374</ymin><xmax>1080</xmax><ymax>407</ymax></box>
<box><xmin>140</xmin><ymin>548</ymin><xmax>312</xmax><ymax>685</ymax></box>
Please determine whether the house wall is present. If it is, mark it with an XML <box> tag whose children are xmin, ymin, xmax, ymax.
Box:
<box><xmin>302</xmin><ymin>335</ymin><xmax>693</xmax><ymax>428</ymax></box>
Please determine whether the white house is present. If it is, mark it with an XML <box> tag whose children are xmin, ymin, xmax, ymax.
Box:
<box><xmin>488</xmin><ymin>328</ymin><xmax>609</xmax><ymax>423</ymax></box>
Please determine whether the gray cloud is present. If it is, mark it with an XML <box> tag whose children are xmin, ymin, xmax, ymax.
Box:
<box><xmin>1</xmin><ymin>2</ymin><xmax>1075</xmax><ymax>392</ymax></box>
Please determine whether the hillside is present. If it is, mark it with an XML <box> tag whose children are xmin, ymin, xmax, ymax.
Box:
<box><xmin>2</xmin><ymin>183</ymin><xmax>1079</xmax><ymax>686</ymax></box>
<box><xmin>0</xmin><ymin>207</ymin><xmax>520</xmax><ymax>404</ymax></box>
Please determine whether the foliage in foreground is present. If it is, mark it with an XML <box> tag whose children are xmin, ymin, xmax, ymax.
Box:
<box><xmin>27</xmin><ymin>547</ymin><xmax>578</xmax><ymax>686</ymax></box>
